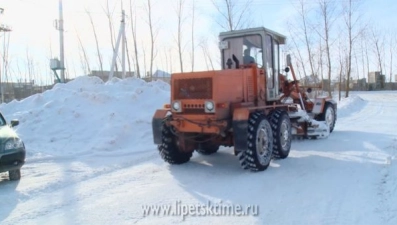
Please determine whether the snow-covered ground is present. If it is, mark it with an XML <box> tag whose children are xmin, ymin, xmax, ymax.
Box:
<box><xmin>0</xmin><ymin>76</ymin><xmax>396</xmax><ymax>225</ymax></box>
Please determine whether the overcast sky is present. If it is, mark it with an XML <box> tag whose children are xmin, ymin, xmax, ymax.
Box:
<box><xmin>0</xmin><ymin>0</ymin><xmax>396</xmax><ymax>84</ymax></box>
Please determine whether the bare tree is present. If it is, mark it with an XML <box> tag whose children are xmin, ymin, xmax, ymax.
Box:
<box><xmin>142</xmin><ymin>43</ymin><xmax>148</xmax><ymax>77</ymax></box>
<box><xmin>317</xmin><ymin>0</ymin><xmax>337</xmax><ymax>97</ymax></box>
<box><xmin>190</xmin><ymin>0</ymin><xmax>196</xmax><ymax>72</ymax></box>
<box><xmin>144</xmin><ymin>0</ymin><xmax>158</xmax><ymax>78</ymax></box>
<box><xmin>168</xmin><ymin>47</ymin><xmax>174</xmax><ymax>74</ymax></box>
<box><xmin>319</xmin><ymin>39</ymin><xmax>324</xmax><ymax>81</ymax></box>
<box><xmin>129</xmin><ymin>0</ymin><xmax>141</xmax><ymax>78</ymax></box>
<box><xmin>46</xmin><ymin>38</ymin><xmax>55</xmax><ymax>84</ymax></box>
<box><xmin>176</xmin><ymin>0</ymin><xmax>186</xmax><ymax>73</ymax></box>
<box><xmin>103</xmin><ymin>0</ymin><xmax>118</xmax><ymax>72</ymax></box>
<box><xmin>294</xmin><ymin>56</ymin><xmax>303</xmax><ymax>79</ymax></box>
<box><xmin>86</xmin><ymin>9</ymin><xmax>104</xmax><ymax>75</ymax></box>
<box><xmin>359</xmin><ymin>32</ymin><xmax>367</xmax><ymax>88</ymax></box>
<box><xmin>343</xmin><ymin>0</ymin><xmax>363</xmax><ymax>98</ymax></box>
<box><xmin>211</xmin><ymin>0</ymin><xmax>253</xmax><ymax>31</ymax></box>
<box><xmin>25</xmin><ymin>47</ymin><xmax>33</xmax><ymax>84</ymax></box>
<box><xmin>388</xmin><ymin>31</ymin><xmax>396</xmax><ymax>83</ymax></box>
<box><xmin>362</xmin><ymin>30</ymin><xmax>371</xmax><ymax>85</ymax></box>
<box><xmin>76</xmin><ymin>31</ymin><xmax>91</xmax><ymax>75</ymax></box>
<box><xmin>159</xmin><ymin>47</ymin><xmax>167</xmax><ymax>73</ymax></box>
<box><xmin>125</xmin><ymin>35</ymin><xmax>133</xmax><ymax>77</ymax></box>
<box><xmin>337</xmin><ymin>42</ymin><xmax>345</xmax><ymax>101</ymax></box>
<box><xmin>199</xmin><ymin>38</ymin><xmax>215</xmax><ymax>71</ymax></box>
<box><xmin>371</xmin><ymin>27</ymin><xmax>385</xmax><ymax>75</ymax></box>
<box><xmin>297</xmin><ymin>0</ymin><xmax>316</xmax><ymax>78</ymax></box>
<box><xmin>287</xmin><ymin>22</ymin><xmax>307</xmax><ymax>78</ymax></box>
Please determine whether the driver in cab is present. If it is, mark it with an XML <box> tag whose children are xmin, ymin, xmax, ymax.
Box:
<box><xmin>243</xmin><ymin>48</ymin><xmax>255</xmax><ymax>64</ymax></box>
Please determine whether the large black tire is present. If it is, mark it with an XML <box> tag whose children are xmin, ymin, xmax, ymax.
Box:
<box><xmin>158</xmin><ymin>120</ymin><xmax>192</xmax><ymax>164</ymax></box>
<box><xmin>269</xmin><ymin>109</ymin><xmax>292</xmax><ymax>159</ymax></box>
<box><xmin>9</xmin><ymin>169</ymin><xmax>21</xmax><ymax>181</ymax></box>
<box><xmin>238</xmin><ymin>112</ymin><xmax>273</xmax><ymax>171</ymax></box>
<box><xmin>317</xmin><ymin>103</ymin><xmax>336</xmax><ymax>133</ymax></box>
<box><xmin>196</xmin><ymin>142</ymin><xmax>219</xmax><ymax>155</ymax></box>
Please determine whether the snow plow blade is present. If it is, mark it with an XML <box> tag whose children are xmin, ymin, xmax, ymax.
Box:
<box><xmin>307</xmin><ymin>120</ymin><xmax>330</xmax><ymax>139</ymax></box>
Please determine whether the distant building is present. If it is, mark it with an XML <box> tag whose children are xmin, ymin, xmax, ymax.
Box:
<box><xmin>144</xmin><ymin>70</ymin><xmax>171</xmax><ymax>83</ymax></box>
<box><xmin>351</xmin><ymin>78</ymin><xmax>367</xmax><ymax>91</ymax></box>
<box><xmin>153</xmin><ymin>70</ymin><xmax>171</xmax><ymax>78</ymax></box>
<box><xmin>368</xmin><ymin>71</ymin><xmax>385</xmax><ymax>90</ymax></box>
<box><xmin>89</xmin><ymin>70</ymin><xmax>135</xmax><ymax>82</ymax></box>
<box><xmin>301</xmin><ymin>75</ymin><xmax>321</xmax><ymax>86</ymax></box>
<box><xmin>0</xmin><ymin>82</ymin><xmax>53</xmax><ymax>103</ymax></box>
<box><xmin>321</xmin><ymin>79</ymin><xmax>332</xmax><ymax>93</ymax></box>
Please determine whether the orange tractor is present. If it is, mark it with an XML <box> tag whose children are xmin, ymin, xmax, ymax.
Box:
<box><xmin>152</xmin><ymin>27</ymin><xmax>337</xmax><ymax>171</ymax></box>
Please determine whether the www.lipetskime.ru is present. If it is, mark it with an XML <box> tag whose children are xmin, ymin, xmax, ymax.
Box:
<box><xmin>142</xmin><ymin>200</ymin><xmax>259</xmax><ymax>219</ymax></box>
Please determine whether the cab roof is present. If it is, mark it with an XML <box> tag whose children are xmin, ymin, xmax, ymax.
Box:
<box><xmin>219</xmin><ymin>27</ymin><xmax>286</xmax><ymax>45</ymax></box>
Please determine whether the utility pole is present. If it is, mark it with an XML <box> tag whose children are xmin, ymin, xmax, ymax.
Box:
<box><xmin>59</xmin><ymin>0</ymin><xmax>65</xmax><ymax>82</ymax></box>
<box><xmin>109</xmin><ymin>10</ymin><xmax>126</xmax><ymax>80</ymax></box>
<box><xmin>0</xmin><ymin>8</ymin><xmax>12</xmax><ymax>103</ymax></box>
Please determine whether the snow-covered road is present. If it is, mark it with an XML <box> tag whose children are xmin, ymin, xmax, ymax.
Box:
<box><xmin>0</xmin><ymin>78</ymin><xmax>396</xmax><ymax>225</ymax></box>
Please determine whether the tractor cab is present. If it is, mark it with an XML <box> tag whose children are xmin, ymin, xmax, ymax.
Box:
<box><xmin>219</xmin><ymin>27</ymin><xmax>286</xmax><ymax>101</ymax></box>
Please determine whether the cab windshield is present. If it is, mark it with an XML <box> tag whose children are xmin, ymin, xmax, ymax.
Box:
<box><xmin>222</xmin><ymin>34</ymin><xmax>263</xmax><ymax>69</ymax></box>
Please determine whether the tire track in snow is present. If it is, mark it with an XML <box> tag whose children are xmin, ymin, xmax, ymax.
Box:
<box><xmin>337</xmin><ymin>96</ymin><xmax>382</xmax><ymax>129</ymax></box>
<box><xmin>337</xmin><ymin>93</ymin><xmax>397</xmax><ymax>132</ymax></box>
<box><xmin>2</xmin><ymin>149</ymin><xmax>164</xmax><ymax>225</ymax></box>
<box><xmin>376</xmin><ymin>139</ymin><xmax>397</xmax><ymax>224</ymax></box>
<box><xmin>7</xmin><ymin>149</ymin><xmax>159</xmax><ymax>205</ymax></box>
<box><xmin>338</xmin><ymin>93</ymin><xmax>397</xmax><ymax>223</ymax></box>
<box><xmin>320</xmin><ymin>194</ymin><xmax>347</xmax><ymax>225</ymax></box>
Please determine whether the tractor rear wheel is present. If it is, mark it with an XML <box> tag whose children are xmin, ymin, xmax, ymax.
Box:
<box><xmin>269</xmin><ymin>109</ymin><xmax>292</xmax><ymax>159</ymax></box>
<box><xmin>158</xmin><ymin>119</ymin><xmax>192</xmax><ymax>164</ymax></box>
<box><xmin>196</xmin><ymin>142</ymin><xmax>219</xmax><ymax>155</ymax></box>
<box><xmin>238</xmin><ymin>112</ymin><xmax>273</xmax><ymax>171</ymax></box>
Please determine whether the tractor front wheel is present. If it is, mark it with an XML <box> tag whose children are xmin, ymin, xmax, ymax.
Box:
<box><xmin>158</xmin><ymin>120</ymin><xmax>192</xmax><ymax>164</ymax></box>
<box><xmin>238</xmin><ymin>112</ymin><xmax>273</xmax><ymax>171</ymax></box>
<box><xmin>318</xmin><ymin>103</ymin><xmax>336</xmax><ymax>133</ymax></box>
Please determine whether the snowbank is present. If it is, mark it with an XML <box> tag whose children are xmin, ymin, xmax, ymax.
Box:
<box><xmin>0</xmin><ymin>76</ymin><xmax>170</xmax><ymax>159</ymax></box>
<box><xmin>336</xmin><ymin>95</ymin><xmax>367</xmax><ymax>118</ymax></box>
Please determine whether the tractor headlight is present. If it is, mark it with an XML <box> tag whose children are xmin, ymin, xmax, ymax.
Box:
<box><xmin>5</xmin><ymin>138</ymin><xmax>24</xmax><ymax>151</ymax></box>
<box><xmin>172</xmin><ymin>101</ymin><xmax>182</xmax><ymax>112</ymax></box>
<box><xmin>204</xmin><ymin>101</ymin><xmax>215</xmax><ymax>113</ymax></box>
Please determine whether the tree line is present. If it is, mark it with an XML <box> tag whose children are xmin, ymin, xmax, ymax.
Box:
<box><xmin>1</xmin><ymin>0</ymin><xmax>395</xmax><ymax>100</ymax></box>
<box><xmin>286</xmin><ymin>0</ymin><xmax>396</xmax><ymax>98</ymax></box>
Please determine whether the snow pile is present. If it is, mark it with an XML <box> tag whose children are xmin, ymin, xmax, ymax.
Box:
<box><xmin>0</xmin><ymin>76</ymin><xmax>170</xmax><ymax>160</ymax></box>
<box><xmin>336</xmin><ymin>95</ymin><xmax>367</xmax><ymax>118</ymax></box>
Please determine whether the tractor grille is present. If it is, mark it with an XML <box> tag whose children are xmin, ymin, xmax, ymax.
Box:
<box><xmin>183</xmin><ymin>103</ymin><xmax>205</xmax><ymax>114</ymax></box>
<box><xmin>174</xmin><ymin>78</ymin><xmax>212</xmax><ymax>100</ymax></box>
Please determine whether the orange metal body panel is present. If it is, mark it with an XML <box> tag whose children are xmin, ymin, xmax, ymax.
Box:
<box><xmin>170</xmin><ymin>67</ymin><xmax>263</xmax><ymax>135</ymax></box>
<box><xmin>171</xmin><ymin>69</ymin><xmax>256</xmax><ymax>104</ymax></box>
<box><xmin>233</xmin><ymin>107</ymin><xmax>251</xmax><ymax>121</ymax></box>
<box><xmin>153</xmin><ymin>109</ymin><xmax>169</xmax><ymax>119</ymax></box>
<box><xmin>169</xmin><ymin>119</ymin><xmax>227</xmax><ymax>134</ymax></box>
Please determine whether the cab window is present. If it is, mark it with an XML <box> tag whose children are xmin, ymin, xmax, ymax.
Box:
<box><xmin>222</xmin><ymin>34</ymin><xmax>263</xmax><ymax>69</ymax></box>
